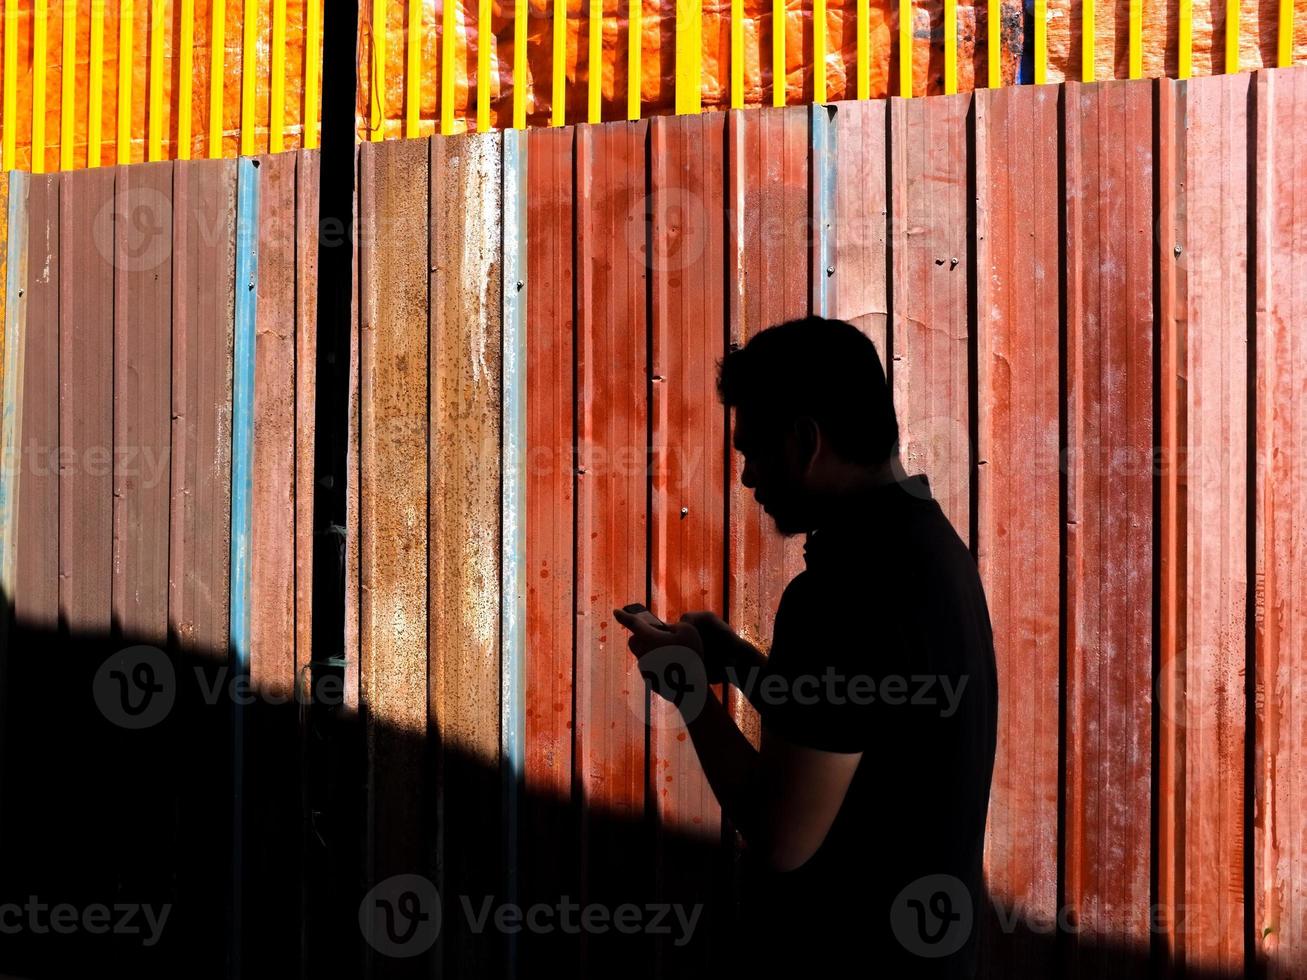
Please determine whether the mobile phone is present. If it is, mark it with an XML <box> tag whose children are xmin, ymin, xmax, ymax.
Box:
<box><xmin>620</xmin><ymin>603</ymin><xmax>671</xmax><ymax>629</ymax></box>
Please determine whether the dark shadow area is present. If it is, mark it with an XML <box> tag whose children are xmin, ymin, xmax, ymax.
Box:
<box><xmin>0</xmin><ymin>613</ymin><xmax>1278</xmax><ymax>979</ymax></box>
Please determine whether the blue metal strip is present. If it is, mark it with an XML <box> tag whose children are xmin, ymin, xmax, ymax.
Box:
<box><xmin>500</xmin><ymin>127</ymin><xmax>528</xmax><ymax>980</ymax></box>
<box><xmin>229</xmin><ymin>155</ymin><xmax>260</xmax><ymax>979</ymax></box>
<box><xmin>810</xmin><ymin>104</ymin><xmax>837</xmax><ymax>317</ymax></box>
<box><xmin>0</xmin><ymin>172</ymin><xmax>28</xmax><ymax>826</ymax></box>
<box><xmin>0</xmin><ymin>171</ymin><xmax>27</xmax><ymax>611</ymax></box>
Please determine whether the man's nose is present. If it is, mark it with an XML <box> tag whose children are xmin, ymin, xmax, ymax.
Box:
<box><xmin>740</xmin><ymin>461</ymin><xmax>757</xmax><ymax>489</ymax></box>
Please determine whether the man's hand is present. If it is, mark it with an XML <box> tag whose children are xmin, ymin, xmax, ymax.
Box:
<box><xmin>677</xmin><ymin>611</ymin><xmax>766</xmax><ymax>685</ymax></box>
<box><xmin>613</xmin><ymin>605</ymin><xmax>710</xmax><ymax>713</ymax></box>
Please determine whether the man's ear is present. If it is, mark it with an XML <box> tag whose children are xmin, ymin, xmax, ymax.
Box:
<box><xmin>795</xmin><ymin>416</ymin><xmax>821</xmax><ymax>475</ymax></box>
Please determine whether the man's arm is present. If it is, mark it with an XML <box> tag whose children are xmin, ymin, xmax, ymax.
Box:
<box><xmin>680</xmin><ymin>690</ymin><xmax>862</xmax><ymax>873</ymax></box>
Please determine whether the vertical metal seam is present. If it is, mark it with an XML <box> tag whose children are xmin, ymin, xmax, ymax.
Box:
<box><xmin>229</xmin><ymin>155</ymin><xmax>260</xmax><ymax>979</ymax></box>
<box><xmin>500</xmin><ymin>127</ymin><xmax>528</xmax><ymax>980</ymax></box>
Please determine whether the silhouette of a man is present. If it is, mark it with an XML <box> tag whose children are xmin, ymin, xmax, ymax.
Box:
<box><xmin>615</xmin><ymin>317</ymin><xmax>998</xmax><ymax>977</ymax></box>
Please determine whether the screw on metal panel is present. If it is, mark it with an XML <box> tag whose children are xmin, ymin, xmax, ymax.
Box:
<box><xmin>516</xmin><ymin>280</ymin><xmax>524</xmax><ymax>290</ymax></box>
<box><xmin>826</xmin><ymin>265</ymin><xmax>835</xmax><ymax>276</ymax></box>
<box><xmin>1174</xmin><ymin>245</ymin><xmax>1183</xmax><ymax>257</ymax></box>
<box><xmin>680</xmin><ymin>507</ymin><xmax>688</xmax><ymax>518</ymax></box>
<box><xmin>950</xmin><ymin>257</ymin><xmax>959</xmax><ymax>268</ymax></box>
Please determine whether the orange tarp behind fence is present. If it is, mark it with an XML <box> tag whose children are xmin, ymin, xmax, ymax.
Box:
<box><xmin>0</xmin><ymin>1</ymin><xmax>1305</xmax><ymax>167</ymax></box>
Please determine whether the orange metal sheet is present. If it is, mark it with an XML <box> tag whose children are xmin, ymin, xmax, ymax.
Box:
<box><xmin>1063</xmin><ymin>79</ymin><xmax>1154</xmax><ymax>973</ymax></box>
<box><xmin>648</xmin><ymin>110</ymin><xmax>728</xmax><ymax>972</ymax></box>
<box><xmin>522</xmin><ymin>123</ymin><xmax>582</xmax><ymax>972</ymax></box>
<box><xmin>889</xmin><ymin>92</ymin><xmax>971</xmax><ymax>541</ymax></box>
<box><xmin>1252</xmin><ymin>64</ymin><xmax>1307</xmax><ymax>980</ymax></box>
<box><xmin>573</xmin><ymin>117</ymin><xmax>654</xmax><ymax>973</ymax></box>
<box><xmin>1158</xmin><ymin>71</ymin><xmax>1250</xmax><ymax>974</ymax></box>
<box><xmin>973</xmin><ymin>81</ymin><xmax>1061</xmax><ymax>975</ymax></box>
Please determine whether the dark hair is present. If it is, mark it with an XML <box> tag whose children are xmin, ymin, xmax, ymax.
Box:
<box><xmin>716</xmin><ymin>316</ymin><xmax>899</xmax><ymax>466</ymax></box>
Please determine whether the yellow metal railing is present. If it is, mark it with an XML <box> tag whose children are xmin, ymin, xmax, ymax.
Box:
<box><xmin>0</xmin><ymin>0</ymin><xmax>1301</xmax><ymax>170</ymax></box>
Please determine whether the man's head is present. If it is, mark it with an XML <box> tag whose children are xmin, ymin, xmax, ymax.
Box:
<box><xmin>717</xmin><ymin>317</ymin><xmax>900</xmax><ymax>536</ymax></box>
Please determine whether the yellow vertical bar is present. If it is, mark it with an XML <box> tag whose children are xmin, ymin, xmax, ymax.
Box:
<box><xmin>369</xmin><ymin>0</ymin><xmax>384</xmax><ymax>140</ymax></box>
<box><xmin>242</xmin><ymin>0</ymin><xmax>257</xmax><ymax>154</ymax></box>
<box><xmin>149</xmin><ymin>0</ymin><xmax>165</xmax><ymax>161</ymax></box>
<box><xmin>271</xmin><ymin>0</ymin><xmax>286</xmax><ymax>152</ymax></box>
<box><xmin>551</xmin><ymin>0</ymin><xmax>565</xmax><ymax>125</ymax></box>
<box><xmin>33</xmin><ymin>0</ymin><xmax>48</xmax><ymax>173</ymax></box>
<box><xmin>1279</xmin><ymin>0</ymin><xmax>1293</xmax><ymax>65</ymax></box>
<box><xmin>587</xmin><ymin>0</ymin><xmax>601</xmax><ymax>122</ymax></box>
<box><xmin>305</xmin><ymin>0</ymin><xmax>320</xmax><ymax>147</ymax></box>
<box><xmin>179</xmin><ymin>0</ymin><xmax>195</xmax><ymax>159</ymax></box>
<box><xmin>898</xmin><ymin>0</ymin><xmax>911</xmax><ymax>97</ymax></box>
<box><xmin>210</xmin><ymin>0</ymin><xmax>226</xmax><ymax>157</ymax></box>
<box><xmin>119</xmin><ymin>0</ymin><xmax>134</xmax><ymax>165</ymax></box>
<box><xmin>405</xmin><ymin>0</ymin><xmax>420</xmax><ymax>137</ymax></box>
<box><xmin>1034</xmin><ymin>0</ymin><xmax>1046</xmax><ymax>83</ymax></box>
<box><xmin>1178</xmin><ymin>0</ymin><xmax>1191</xmax><ymax>78</ymax></box>
<box><xmin>856</xmin><ymin>0</ymin><xmax>868</xmax><ymax>99</ymax></box>
<box><xmin>90</xmin><ymin>0</ymin><xmax>105</xmax><ymax>166</ymax></box>
<box><xmin>1082</xmin><ymin>0</ymin><xmax>1094</xmax><ymax>81</ymax></box>
<box><xmin>732</xmin><ymin>0</ymin><xmax>744</xmax><ymax>107</ymax></box>
<box><xmin>1225</xmin><ymin>0</ymin><xmax>1238</xmax><ymax>72</ymax></box>
<box><xmin>4</xmin><ymin>0</ymin><xmax>17</xmax><ymax>171</ymax></box>
<box><xmin>61</xmin><ymin>0</ymin><xmax>76</xmax><ymax>169</ymax></box>
<box><xmin>814</xmin><ymin>0</ymin><xmax>826</xmax><ymax>102</ymax></box>
<box><xmin>516</xmin><ymin>0</ymin><xmax>528</xmax><ymax>126</ymax></box>
<box><xmin>627</xmin><ymin>0</ymin><xmax>641</xmax><ymax>119</ymax></box>
<box><xmin>943</xmin><ymin>0</ymin><xmax>955</xmax><ymax>93</ymax></box>
<box><xmin>1128</xmin><ymin>0</ymin><xmax>1141</xmax><ymax>77</ymax></box>
<box><xmin>773</xmin><ymin>0</ymin><xmax>785</xmax><ymax>106</ymax></box>
<box><xmin>477</xmin><ymin>0</ymin><xmax>491</xmax><ymax>131</ymax></box>
<box><xmin>987</xmin><ymin>0</ymin><xmax>999</xmax><ymax>87</ymax></box>
<box><xmin>441</xmin><ymin>0</ymin><xmax>456</xmax><ymax>133</ymax></box>
<box><xmin>677</xmin><ymin>0</ymin><xmax>702</xmax><ymax>113</ymax></box>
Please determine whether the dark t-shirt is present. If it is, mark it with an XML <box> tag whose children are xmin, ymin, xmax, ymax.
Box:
<box><xmin>734</xmin><ymin>474</ymin><xmax>998</xmax><ymax>978</ymax></box>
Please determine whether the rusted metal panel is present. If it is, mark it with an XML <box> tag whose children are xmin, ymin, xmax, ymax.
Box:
<box><xmin>574</xmin><ymin>118</ymin><xmax>653</xmax><ymax>974</ymax></box>
<box><xmin>1158</xmin><ymin>72</ymin><xmax>1251</xmax><ymax>975</ymax></box>
<box><xmin>649</xmin><ymin>110</ymin><xmax>728</xmax><ymax>973</ymax></box>
<box><xmin>246</xmin><ymin>149</ymin><xmax>303</xmax><ymax>971</ymax></box>
<box><xmin>428</xmin><ymin>130</ymin><xmax>504</xmax><ymax>977</ymax></box>
<box><xmin>296</xmin><ymin>152</ymin><xmax>319</xmax><ymax>677</ymax></box>
<box><xmin>724</xmin><ymin>105</ymin><xmax>810</xmax><ymax>755</ymax></box>
<box><xmin>830</xmin><ymin>97</ymin><xmax>889</xmax><ymax>353</ymax></box>
<box><xmin>168</xmin><ymin>156</ymin><xmax>237</xmax><ymax>968</ymax></box>
<box><xmin>16</xmin><ymin>174</ymin><xmax>59</xmax><ymax>638</ymax></box>
<box><xmin>1252</xmin><ymin>64</ymin><xmax>1307</xmax><ymax>980</ymax></box>
<box><xmin>113</xmin><ymin>161</ymin><xmax>174</xmax><ymax>649</ymax></box>
<box><xmin>357</xmin><ymin>136</ymin><xmax>431</xmax><ymax>979</ymax></box>
<box><xmin>252</xmin><ymin>151</ymin><xmax>299</xmax><ymax>703</ymax></box>
<box><xmin>1063</xmin><ymin>79</ymin><xmax>1154</xmax><ymax>973</ymax></box>
<box><xmin>889</xmin><ymin>92</ymin><xmax>972</xmax><ymax>541</ymax></box>
<box><xmin>522</xmin><ymin>123</ymin><xmax>580</xmax><ymax>972</ymax></box>
<box><xmin>169</xmin><ymin>161</ymin><xmax>235</xmax><ymax>664</ymax></box>
<box><xmin>973</xmin><ymin>82</ymin><xmax>1061</xmax><ymax>977</ymax></box>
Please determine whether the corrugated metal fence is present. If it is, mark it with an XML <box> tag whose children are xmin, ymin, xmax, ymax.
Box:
<box><xmin>0</xmin><ymin>67</ymin><xmax>1303</xmax><ymax>978</ymax></box>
